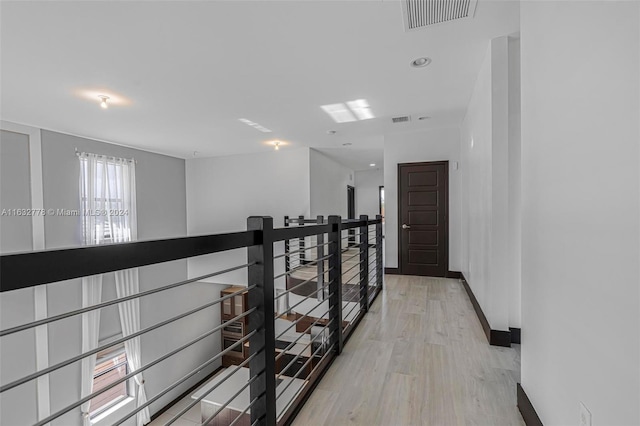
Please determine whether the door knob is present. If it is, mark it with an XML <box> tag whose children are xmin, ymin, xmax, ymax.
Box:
<box><xmin>402</xmin><ymin>224</ymin><xmax>411</xmax><ymax>229</ymax></box>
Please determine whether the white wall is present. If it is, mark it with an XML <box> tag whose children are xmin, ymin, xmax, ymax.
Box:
<box><xmin>0</xmin><ymin>130</ymin><xmax>33</xmax><ymax>253</ymax></box>
<box><xmin>507</xmin><ymin>36</ymin><xmax>521</xmax><ymax>329</ymax></box>
<box><xmin>460</xmin><ymin>35</ymin><xmax>520</xmax><ymax>332</ymax></box>
<box><xmin>186</xmin><ymin>147</ymin><xmax>311</xmax><ymax>287</ymax></box>
<box><xmin>0</xmin><ymin>127</ymin><xmax>200</xmax><ymax>425</ymax></box>
<box><xmin>309</xmin><ymin>149</ymin><xmax>354</xmax><ymax>219</ymax></box>
<box><xmin>383</xmin><ymin>127</ymin><xmax>462</xmax><ymax>271</ymax></box>
<box><xmin>355</xmin><ymin>168</ymin><xmax>383</xmax><ymax>220</ymax></box>
<box><xmin>520</xmin><ymin>1</ymin><xmax>639</xmax><ymax>425</ymax></box>
<box><xmin>460</xmin><ymin>43</ymin><xmax>495</xmax><ymax>327</ymax></box>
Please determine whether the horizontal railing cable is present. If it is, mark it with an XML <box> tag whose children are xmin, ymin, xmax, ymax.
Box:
<box><xmin>343</xmin><ymin>267</ymin><xmax>365</xmax><ymax>286</ymax></box>
<box><xmin>274</xmin><ymin>268</ymin><xmax>333</xmax><ymax>301</ymax></box>
<box><xmin>272</xmin><ymin>224</ymin><xmax>332</xmax><ymax>242</ymax></box>
<box><xmin>273</xmin><ymin>241</ymin><xmax>329</xmax><ymax>260</ymax></box>
<box><xmin>343</xmin><ymin>294</ymin><xmax>366</xmax><ymax>322</ymax></box>
<box><xmin>33</xmin><ymin>329</ymin><xmax>257</xmax><ymax>426</ymax></box>
<box><xmin>275</xmin><ymin>285</ymin><xmax>331</xmax><ymax>322</ymax></box>
<box><xmin>199</xmin><ymin>373</ymin><xmax>260</xmax><ymax>426</ymax></box>
<box><xmin>166</xmin><ymin>361</ymin><xmax>262</xmax><ymax>426</ymax></box>
<box><xmin>274</xmin><ymin>308</ymin><xmax>332</xmax><ymax>362</ymax></box>
<box><xmin>341</xmin><ymin>249</ymin><xmax>365</xmax><ymax>264</ymax></box>
<box><xmin>0</xmin><ymin>263</ymin><xmax>254</xmax><ymax>337</ymax></box>
<box><xmin>341</xmin><ymin>258</ymin><xmax>364</xmax><ymax>277</ymax></box>
<box><xmin>275</xmin><ymin>292</ymin><xmax>335</xmax><ymax>340</ymax></box>
<box><xmin>228</xmin><ymin>397</ymin><xmax>259</xmax><ymax>426</ymax></box>
<box><xmin>0</xmin><ymin>296</ymin><xmax>256</xmax><ymax>394</ymax></box>
<box><xmin>273</xmin><ymin>253</ymin><xmax>332</xmax><ymax>280</ymax></box>
<box><xmin>277</xmin><ymin>319</ymin><xmax>334</xmax><ymax>380</ymax></box>
<box><xmin>341</xmin><ymin>232</ymin><xmax>364</xmax><ymax>240</ymax></box>
<box><xmin>276</xmin><ymin>337</ymin><xmax>336</xmax><ymax>418</ymax></box>
<box><xmin>276</xmin><ymin>331</ymin><xmax>336</xmax><ymax>401</ymax></box>
<box><xmin>113</xmin><ymin>346</ymin><xmax>259</xmax><ymax>426</ymax></box>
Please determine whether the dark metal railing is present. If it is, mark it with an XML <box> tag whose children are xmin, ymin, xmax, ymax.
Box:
<box><xmin>0</xmin><ymin>214</ymin><xmax>383</xmax><ymax>426</ymax></box>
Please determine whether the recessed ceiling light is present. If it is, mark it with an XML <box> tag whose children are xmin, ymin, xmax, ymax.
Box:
<box><xmin>98</xmin><ymin>95</ymin><xmax>109</xmax><ymax>109</ymax></box>
<box><xmin>411</xmin><ymin>57</ymin><xmax>432</xmax><ymax>68</ymax></box>
<box><xmin>418</xmin><ymin>116</ymin><xmax>431</xmax><ymax>120</ymax></box>
<box><xmin>239</xmin><ymin>118</ymin><xmax>272</xmax><ymax>133</ymax></box>
<box><xmin>342</xmin><ymin>143</ymin><xmax>352</xmax><ymax>146</ymax></box>
<box><xmin>370</xmin><ymin>163</ymin><xmax>376</xmax><ymax>167</ymax></box>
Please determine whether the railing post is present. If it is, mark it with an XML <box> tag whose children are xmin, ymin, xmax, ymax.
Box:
<box><xmin>359</xmin><ymin>215</ymin><xmax>369</xmax><ymax>313</ymax></box>
<box><xmin>298</xmin><ymin>215</ymin><xmax>306</xmax><ymax>265</ymax></box>
<box><xmin>316</xmin><ymin>215</ymin><xmax>325</xmax><ymax>301</ymax></box>
<box><xmin>247</xmin><ymin>216</ymin><xmax>276</xmax><ymax>426</ymax></box>
<box><xmin>284</xmin><ymin>215</ymin><xmax>290</xmax><ymax>273</ymax></box>
<box><xmin>328</xmin><ymin>215</ymin><xmax>343</xmax><ymax>355</ymax></box>
<box><xmin>376</xmin><ymin>214</ymin><xmax>383</xmax><ymax>289</ymax></box>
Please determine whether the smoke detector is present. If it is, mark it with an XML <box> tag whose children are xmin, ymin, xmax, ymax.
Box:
<box><xmin>401</xmin><ymin>0</ymin><xmax>478</xmax><ymax>32</ymax></box>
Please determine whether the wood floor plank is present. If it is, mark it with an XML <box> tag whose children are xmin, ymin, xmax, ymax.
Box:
<box><xmin>292</xmin><ymin>275</ymin><xmax>524</xmax><ymax>426</ymax></box>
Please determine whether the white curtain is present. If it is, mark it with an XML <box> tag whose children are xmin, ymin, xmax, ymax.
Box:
<box><xmin>80</xmin><ymin>275</ymin><xmax>102</xmax><ymax>426</ymax></box>
<box><xmin>79</xmin><ymin>153</ymin><xmax>105</xmax><ymax>425</ymax></box>
<box><xmin>79</xmin><ymin>153</ymin><xmax>149</xmax><ymax>425</ymax></box>
<box><xmin>115</xmin><ymin>269</ymin><xmax>150</xmax><ymax>426</ymax></box>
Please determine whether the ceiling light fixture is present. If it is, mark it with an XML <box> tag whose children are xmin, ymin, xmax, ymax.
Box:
<box><xmin>98</xmin><ymin>95</ymin><xmax>110</xmax><ymax>109</ymax></box>
<box><xmin>370</xmin><ymin>163</ymin><xmax>376</xmax><ymax>167</ymax></box>
<box><xmin>327</xmin><ymin>130</ymin><xmax>337</xmax><ymax>135</ymax></box>
<box><xmin>266</xmin><ymin>140</ymin><xmax>287</xmax><ymax>150</ymax></box>
<box><xmin>411</xmin><ymin>57</ymin><xmax>432</xmax><ymax>68</ymax></box>
<box><xmin>239</xmin><ymin>118</ymin><xmax>272</xmax><ymax>133</ymax></box>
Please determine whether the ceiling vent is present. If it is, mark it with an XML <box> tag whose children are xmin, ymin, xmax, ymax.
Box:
<box><xmin>392</xmin><ymin>115</ymin><xmax>411</xmax><ymax>123</ymax></box>
<box><xmin>401</xmin><ymin>0</ymin><xmax>478</xmax><ymax>31</ymax></box>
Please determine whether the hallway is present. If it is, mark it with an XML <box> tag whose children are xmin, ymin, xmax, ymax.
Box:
<box><xmin>293</xmin><ymin>275</ymin><xmax>525</xmax><ymax>426</ymax></box>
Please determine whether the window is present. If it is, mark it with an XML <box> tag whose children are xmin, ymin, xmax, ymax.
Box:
<box><xmin>379</xmin><ymin>186</ymin><xmax>385</xmax><ymax>218</ymax></box>
<box><xmin>79</xmin><ymin>153</ymin><xmax>136</xmax><ymax>245</ymax></box>
<box><xmin>90</xmin><ymin>345</ymin><xmax>130</xmax><ymax>419</ymax></box>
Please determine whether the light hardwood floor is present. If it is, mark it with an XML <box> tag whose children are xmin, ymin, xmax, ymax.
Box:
<box><xmin>292</xmin><ymin>275</ymin><xmax>525</xmax><ymax>426</ymax></box>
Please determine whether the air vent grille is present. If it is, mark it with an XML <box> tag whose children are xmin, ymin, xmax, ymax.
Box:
<box><xmin>402</xmin><ymin>0</ymin><xmax>478</xmax><ymax>31</ymax></box>
<box><xmin>392</xmin><ymin>116</ymin><xmax>411</xmax><ymax>123</ymax></box>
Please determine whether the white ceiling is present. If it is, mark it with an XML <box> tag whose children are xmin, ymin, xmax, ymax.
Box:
<box><xmin>0</xmin><ymin>1</ymin><xmax>519</xmax><ymax>170</ymax></box>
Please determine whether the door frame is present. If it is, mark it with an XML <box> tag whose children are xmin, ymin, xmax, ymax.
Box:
<box><xmin>397</xmin><ymin>161</ymin><xmax>449</xmax><ymax>276</ymax></box>
<box><xmin>347</xmin><ymin>185</ymin><xmax>356</xmax><ymax>246</ymax></box>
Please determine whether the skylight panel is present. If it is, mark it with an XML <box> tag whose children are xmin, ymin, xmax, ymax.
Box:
<box><xmin>320</xmin><ymin>103</ymin><xmax>357</xmax><ymax>123</ymax></box>
<box><xmin>238</xmin><ymin>118</ymin><xmax>272</xmax><ymax>133</ymax></box>
<box><xmin>346</xmin><ymin>99</ymin><xmax>374</xmax><ymax>120</ymax></box>
<box><xmin>321</xmin><ymin>99</ymin><xmax>375</xmax><ymax>123</ymax></box>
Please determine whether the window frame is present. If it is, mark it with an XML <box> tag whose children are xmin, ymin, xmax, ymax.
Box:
<box><xmin>89</xmin><ymin>344</ymin><xmax>132</xmax><ymax>421</ymax></box>
<box><xmin>79</xmin><ymin>156</ymin><xmax>133</xmax><ymax>244</ymax></box>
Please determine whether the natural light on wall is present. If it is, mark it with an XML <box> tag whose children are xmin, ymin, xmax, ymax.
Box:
<box><xmin>321</xmin><ymin>99</ymin><xmax>375</xmax><ymax>123</ymax></box>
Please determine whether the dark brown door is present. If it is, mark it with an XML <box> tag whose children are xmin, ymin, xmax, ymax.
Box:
<box><xmin>398</xmin><ymin>161</ymin><xmax>448</xmax><ymax>277</ymax></box>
